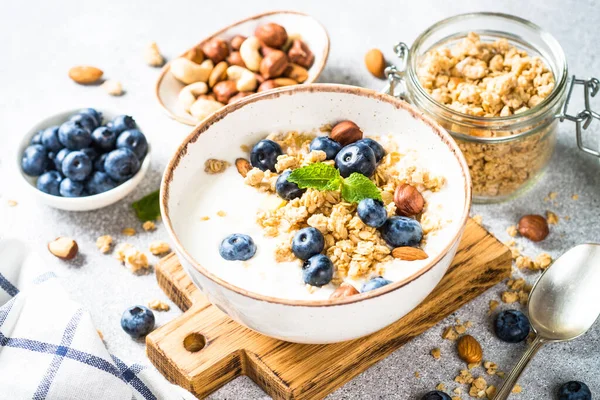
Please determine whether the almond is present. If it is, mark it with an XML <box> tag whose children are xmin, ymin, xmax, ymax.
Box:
<box><xmin>394</xmin><ymin>183</ymin><xmax>424</xmax><ymax>216</ymax></box>
<box><xmin>392</xmin><ymin>247</ymin><xmax>428</xmax><ymax>261</ymax></box>
<box><xmin>330</xmin><ymin>120</ymin><xmax>363</xmax><ymax>146</ymax></box>
<box><xmin>518</xmin><ymin>214</ymin><xmax>549</xmax><ymax>242</ymax></box>
<box><xmin>48</xmin><ymin>237</ymin><xmax>78</xmax><ymax>260</ymax></box>
<box><xmin>235</xmin><ymin>158</ymin><xmax>251</xmax><ymax>177</ymax></box>
<box><xmin>68</xmin><ymin>66</ymin><xmax>103</xmax><ymax>84</ymax></box>
<box><xmin>456</xmin><ymin>334</ymin><xmax>483</xmax><ymax>364</ymax></box>
<box><xmin>365</xmin><ymin>48</ymin><xmax>386</xmax><ymax>79</ymax></box>
<box><xmin>329</xmin><ymin>283</ymin><xmax>359</xmax><ymax>299</ymax></box>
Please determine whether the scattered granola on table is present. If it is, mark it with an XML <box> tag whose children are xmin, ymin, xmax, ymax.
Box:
<box><xmin>148</xmin><ymin>299</ymin><xmax>170</xmax><ymax>311</ymax></box>
<box><xmin>122</xmin><ymin>227</ymin><xmax>136</xmax><ymax>236</ymax></box>
<box><xmin>142</xmin><ymin>221</ymin><xmax>156</xmax><ymax>231</ymax></box>
<box><xmin>114</xmin><ymin>243</ymin><xmax>150</xmax><ymax>274</ymax></box>
<box><xmin>96</xmin><ymin>235</ymin><xmax>113</xmax><ymax>254</ymax></box>
<box><xmin>149</xmin><ymin>240</ymin><xmax>171</xmax><ymax>256</ymax></box>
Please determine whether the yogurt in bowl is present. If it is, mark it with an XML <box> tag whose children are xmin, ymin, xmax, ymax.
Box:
<box><xmin>162</xmin><ymin>84</ymin><xmax>472</xmax><ymax>343</ymax></box>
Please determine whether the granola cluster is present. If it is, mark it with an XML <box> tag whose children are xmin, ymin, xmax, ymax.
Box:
<box><xmin>416</xmin><ymin>32</ymin><xmax>557</xmax><ymax>199</ymax></box>
<box><xmin>244</xmin><ymin>130</ymin><xmax>447</xmax><ymax>285</ymax></box>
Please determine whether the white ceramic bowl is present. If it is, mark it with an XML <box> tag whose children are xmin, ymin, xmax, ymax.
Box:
<box><xmin>161</xmin><ymin>85</ymin><xmax>472</xmax><ymax>344</ymax></box>
<box><xmin>18</xmin><ymin>109</ymin><xmax>151</xmax><ymax>211</ymax></box>
<box><xmin>155</xmin><ymin>10</ymin><xmax>330</xmax><ymax>126</ymax></box>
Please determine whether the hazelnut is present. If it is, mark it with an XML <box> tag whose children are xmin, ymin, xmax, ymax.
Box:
<box><xmin>227</xmin><ymin>51</ymin><xmax>246</xmax><ymax>68</ymax></box>
<box><xmin>284</xmin><ymin>63</ymin><xmax>309</xmax><ymax>83</ymax></box>
<box><xmin>329</xmin><ymin>283</ymin><xmax>359</xmax><ymax>299</ymax></box>
<box><xmin>287</xmin><ymin>39</ymin><xmax>314</xmax><ymax>69</ymax></box>
<box><xmin>394</xmin><ymin>184</ymin><xmax>424</xmax><ymax>217</ymax></box>
<box><xmin>230</xmin><ymin>35</ymin><xmax>246</xmax><ymax>51</ymax></box>
<box><xmin>212</xmin><ymin>80</ymin><xmax>238</xmax><ymax>103</ymax></box>
<box><xmin>201</xmin><ymin>37</ymin><xmax>230</xmax><ymax>64</ymax></box>
<box><xmin>259</xmin><ymin>50</ymin><xmax>289</xmax><ymax>79</ymax></box>
<box><xmin>260</xmin><ymin>45</ymin><xmax>278</xmax><ymax>57</ymax></box>
<box><xmin>258</xmin><ymin>80</ymin><xmax>279</xmax><ymax>92</ymax></box>
<box><xmin>330</xmin><ymin>120</ymin><xmax>363</xmax><ymax>146</ymax></box>
<box><xmin>254</xmin><ymin>73</ymin><xmax>265</xmax><ymax>85</ymax></box>
<box><xmin>255</xmin><ymin>22</ymin><xmax>288</xmax><ymax>48</ymax></box>
<box><xmin>228</xmin><ymin>91</ymin><xmax>254</xmax><ymax>104</ymax></box>
<box><xmin>518</xmin><ymin>215</ymin><xmax>549</xmax><ymax>242</ymax></box>
<box><xmin>184</xmin><ymin>47</ymin><xmax>205</xmax><ymax>64</ymax></box>
<box><xmin>273</xmin><ymin>78</ymin><xmax>297</xmax><ymax>87</ymax></box>
<box><xmin>48</xmin><ymin>237</ymin><xmax>78</xmax><ymax>260</ymax></box>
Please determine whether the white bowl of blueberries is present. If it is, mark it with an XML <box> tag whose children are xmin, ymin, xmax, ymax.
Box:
<box><xmin>18</xmin><ymin>108</ymin><xmax>151</xmax><ymax>211</ymax></box>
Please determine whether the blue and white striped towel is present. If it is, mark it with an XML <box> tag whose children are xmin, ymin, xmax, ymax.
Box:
<box><xmin>0</xmin><ymin>239</ymin><xmax>195</xmax><ymax>400</ymax></box>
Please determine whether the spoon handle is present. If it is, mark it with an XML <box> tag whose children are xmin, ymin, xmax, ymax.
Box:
<box><xmin>495</xmin><ymin>336</ymin><xmax>545</xmax><ymax>399</ymax></box>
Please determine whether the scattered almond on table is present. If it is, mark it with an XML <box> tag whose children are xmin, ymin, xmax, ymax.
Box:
<box><xmin>68</xmin><ymin>65</ymin><xmax>103</xmax><ymax>84</ymax></box>
<box><xmin>364</xmin><ymin>48</ymin><xmax>386</xmax><ymax>79</ymax></box>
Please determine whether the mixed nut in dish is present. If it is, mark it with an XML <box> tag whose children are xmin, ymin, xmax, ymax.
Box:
<box><xmin>21</xmin><ymin>108</ymin><xmax>148</xmax><ymax>197</ymax></box>
<box><xmin>184</xmin><ymin>118</ymin><xmax>464</xmax><ymax>300</ymax></box>
<box><xmin>169</xmin><ymin>22</ymin><xmax>315</xmax><ymax>121</ymax></box>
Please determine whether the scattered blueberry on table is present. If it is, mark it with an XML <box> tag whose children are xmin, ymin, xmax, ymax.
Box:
<box><xmin>250</xmin><ymin>139</ymin><xmax>282</xmax><ymax>172</ymax></box>
<box><xmin>120</xmin><ymin>305</ymin><xmax>155</xmax><ymax>339</ymax></box>
<box><xmin>21</xmin><ymin>108</ymin><xmax>147</xmax><ymax>197</ymax></box>
<box><xmin>292</xmin><ymin>227</ymin><xmax>324</xmax><ymax>260</ymax></box>
<box><xmin>494</xmin><ymin>309</ymin><xmax>531</xmax><ymax>343</ymax></box>
<box><xmin>219</xmin><ymin>234</ymin><xmax>257</xmax><ymax>261</ymax></box>
<box><xmin>380</xmin><ymin>216</ymin><xmax>424</xmax><ymax>248</ymax></box>
<box><xmin>302</xmin><ymin>254</ymin><xmax>334</xmax><ymax>287</ymax></box>
<box><xmin>361</xmin><ymin>276</ymin><xmax>392</xmax><ymax>292</ymax></box>
<box><xmin>421</xmin><ymin>391</ymin><xmax>452</xmax><ymax>400</ymax></box>
<box><xmin>357</xmin><ymin>198</ymin><xmax>387</xmax><ymax>228</ymax></box>
<box><xmin>276</xmin><ymin>170</ymin><xmax>306</xmax><ymax>200</ymax></box>
<box><xmin>558</xmin><ymin>381</ymin><xmax>592</xmax><ymax>400</ymax></box>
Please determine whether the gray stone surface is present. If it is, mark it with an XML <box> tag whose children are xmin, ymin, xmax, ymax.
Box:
<box><xmin>1</xmin><ymin>0</ymin><xmax>599</xmax><ymax>398</ymax></box>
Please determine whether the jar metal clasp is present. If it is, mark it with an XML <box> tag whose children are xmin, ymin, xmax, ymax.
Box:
<box><xmin>383</xmin><ymin>42</ymin><xmax>410</xmax><ymax>100</ymax></box>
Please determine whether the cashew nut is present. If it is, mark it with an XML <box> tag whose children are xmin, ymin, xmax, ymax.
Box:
<box><xmin>239</xmin><ymin>36</ymin><xmax>262</xmax><ymax>72</ymax></box>
<box><xmin>170</xmin><ymin>58</ymin><xmax>214</xmax><ymax>84</ymax></box>
<box><xmin>189</xmin><ymin>98</ymin><xmax>225</xmax><ymax>121</ymax></box>
<box><xmin>227</xmin><ymin>65</ymin><xmax>257</xmax><ymax>92</ymax></box>
<box><xmin>178</xmin><ymin>82</ymin><xmax>209</xmax><ymax>111</ymax></box>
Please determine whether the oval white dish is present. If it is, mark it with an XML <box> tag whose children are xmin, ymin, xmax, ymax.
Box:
<box><xmin>161</xmin><ymin>84</ymin><xmax>472</xmax><ymax>344</ymax></box>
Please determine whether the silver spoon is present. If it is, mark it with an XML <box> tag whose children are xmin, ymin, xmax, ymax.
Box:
<box><xmin>495</xmin><ymin>243</ymin><xmax>600</xmax><ymax>399</ymax></box>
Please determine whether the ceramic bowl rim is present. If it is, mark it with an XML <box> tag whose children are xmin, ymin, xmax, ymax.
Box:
<box><xmin>17</xmin><ymin>108</ymin><xmax>151</xmax><ymax>209</ymax></box>
<box><xmin>154</xmin><ymin>10</ymin><xmax>331</xmax><ymax>126</ymax></box>
<box><xmin>160</xmin><ymin>84</ymin><xmax>473</xmax><ymax>307</ymax></box>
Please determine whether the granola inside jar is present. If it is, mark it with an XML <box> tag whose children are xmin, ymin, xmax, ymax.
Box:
<box><xmin>388</xmin><ymin>13</ymin><xmax>570</xmax><ymax>202</ymax></box>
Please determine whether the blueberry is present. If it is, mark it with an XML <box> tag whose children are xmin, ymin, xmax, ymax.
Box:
<box><xmin>91</xmin><ymin>126</ymin><xmax>117</xmax><ymax>152</ymax></box>
<box><xmin>79</xmin><ymin>108</ymin><xmax>103</xmax><ymax>126</ymax></box>
<box><xmin>61</xmin><ymin>151</ymin><xmax>92</xmax><ymax>181</ymax></box>
<box><xmin>86</xmin><ymin>171</ymin><xmax>118</xmax><ymax>195</ymax></box>
<box><xmin>292</xmin><ymin>227</ymin><xmax>324</xmax><ymax>260</ymax></box>
<box><xmin>31</xmin><ymin>130</ymin><xmax>43</xmax><ymax>145</ymax></box>
<box><xmin>40</xmin><ymin>126</ymin><xmax>64</xmax><ymax>152</ymax></box>
<box><xmin>275</xmin><ymin>170</ymin><xmax>305</xmax><ymax>200</ymax></box>
<box><xmin>120</xmin><ymin>305</ymin><xmax>155</xmax><ymax>339</ymax></box>
<box><xmin>302</xmin><ymin>254</ymin><xmax>333</xmax><ymax>287</ymax></box>
<box><xmin>361</xmin><ymin>276</ymin><xmax>392</xmax><ymax>292</ymax></box>
<box><xmin>104</xmin><ymin>148</ymin><xmax>140</xmax><ymax>181</ymax></box>
<box><xmin>116</xmin><ymin>129</ymin><xmax>148</xmax><ymax>160</ymax></box>
<box><xmin>494</xmin><ymin>310</ymin><xmax>531</xmax><ymax>343</ymax></box>
<box><xmin>111</xmin><ymin>115</ymin><xmax>136</xmax><ymax>134</ymax></box>
<box><xmin>356</xmin><ymin>138</ymin><xmax>385</xmax><ymax>163</ymax></box>
<box><xmin>380</xmin><ymin>216</ymin><xmax>423</xmax><ymax>247</ymax></box>
<box><xmin>357</xmin><ymin>198</ymin><xmax>387</xmax><ymax>228</ymax></box>
<box><xmin>250</xmin><ymin>140</ymin><xmax>283</xmax><ymax>172</ymax></box>
<box><xmin>309</xmin><ymin>136</ymin><xmax>342</xmax><ymax>160</ymax></box>
<box><xmin>36</xmin><ymin>171</ymin><xmax>62</xmax><ymax>195</ymax></box>
<box><xmin>21</xmin><ymin>144</ymin><xmax>48</xmax><ymax>176</ymax></box>
<box><xmin>81</xmin><ymin>147</ymin><xmax>98</xmax><ymax>162</ymax></box>
<box><xmin>54</xmin><ymin>148</ymin><xmax>71</xmax><ymax>171</ymax></box>
<box><xmin>334</xmin><ymin>142</ymin><xmax>377</xmax><ymax>178</ymax></box>
<box><xmin>421</xmin><ymin>391</ymin><xmax>452</xmax><ymax>400</ymax></box>
<box><xmin>94</xmin><ymin>153</ymin><xmax>108</xmax><ymax>172</ymax></box>
<box><xmin>45</xmin><ymin>152</ymin><xmax>57</xmax><ymax>171</ymax></box>
<box><xmin>58</xmin><ymin>120</ymin><xmax>92</xmax><ymax>150</ymax></box>
<box><xmin>219</xmin><ymin>234</ymin><xmax>257</xmax><ymax>261</ymax></box>
<box><xmin>70</xmin><ymin>113</ymin><xmax>99</xmax><ymax>133</ymax></box>
<box><xmin>59</xmin><ymin>178</ymin><xmax>86</xmax><ymax>197</ymax></box>
<box><xmin>558</xmin><ymin>381</ymin><xmax>592</xmax><ymax>400</ymax></box>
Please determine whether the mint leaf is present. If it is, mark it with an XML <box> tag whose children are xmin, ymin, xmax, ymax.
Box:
<box><xmin>288</xmin><ymin>163</ymin><xmax>342</xmax><ymax>191</ymax></box>
<box><xmin>132</xmin><ymin>190</ymin><xmax>160</xmax><ymax>221</ymax></box>
<box><xmin>341</xmin><ymin>173</ymin><xmax>382</xmax><ymax>203</ymax></box>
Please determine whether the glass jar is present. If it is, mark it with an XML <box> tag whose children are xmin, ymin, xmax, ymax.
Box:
<box><xmin>385</xmin><ymin>12</ymin><xmax>599</xmax><ymax>203</ymax></box>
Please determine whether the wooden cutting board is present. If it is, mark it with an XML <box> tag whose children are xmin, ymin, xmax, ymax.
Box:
<box><xmin>146</xmin><ymin>219</ymin><xmax>511</xmax><ymax>399</ymax></box>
